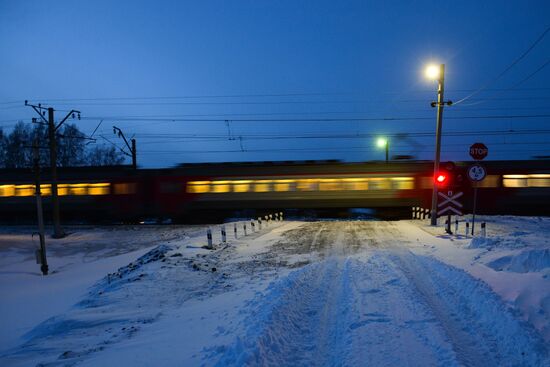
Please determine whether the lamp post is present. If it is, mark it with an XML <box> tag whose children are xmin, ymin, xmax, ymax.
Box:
<box><xmin>426</xmin><ymin>64</ymin><xmax>452</xmax><ymax>225</ymax></box>
<box><xmin>377</xmin><ymin>137</ymin><xmax>389</xmax><ymax>162</ymax></box>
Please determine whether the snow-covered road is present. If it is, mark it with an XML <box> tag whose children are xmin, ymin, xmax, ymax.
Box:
<box><xmin>1</xmin><ymin>220</ymin><xmax>549</xmax><ymax>366</ymax></box>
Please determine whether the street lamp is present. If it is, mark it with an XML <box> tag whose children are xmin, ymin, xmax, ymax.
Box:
<box><xmin>376</xmin><ymin>137</ymin><xmax>389</xmax><ymax>162</ymax></box>
<box><xmin>425</xmin><ymin>63</ymin><xmax>452</xmax><ymax>225</ymax></box>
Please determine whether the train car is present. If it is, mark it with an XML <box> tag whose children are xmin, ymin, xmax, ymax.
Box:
<box><xmin>0</xmin><ymin>166</ymin><xmax>146</xmax><ymax>223</ymax></box>
<box><xmin>172</xmin><ymin>160</ymin><xmax>434</xmax><ymax>220</ymax></box>
<box><xmin>1</xmin><ymin>160</ymin><xmax>549</xmax><ymax>223</ymax></box>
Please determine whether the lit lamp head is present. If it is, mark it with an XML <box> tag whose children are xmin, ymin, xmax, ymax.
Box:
<box><xmin>425</xmin><ymin>64</ymin><xmax>440</xmax><ymax>80</ymax></box>
<box><xmin>376</xmin><ymin>138</ymin><xmax>387</xmax><ymax>148</ymax></box>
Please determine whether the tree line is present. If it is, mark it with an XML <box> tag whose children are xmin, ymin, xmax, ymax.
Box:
<box><xmin>0</xmin><ymin>121</ymin><xmax>126</xmax><ymax>168</ymax></box>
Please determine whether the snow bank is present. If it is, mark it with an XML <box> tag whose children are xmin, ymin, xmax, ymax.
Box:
<box><xmin>487</xmin><ymin>249</ymin><xmax>550</xmax><ymax>273</ymax></box>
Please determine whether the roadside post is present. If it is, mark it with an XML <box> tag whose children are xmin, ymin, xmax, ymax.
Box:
<box><xmin>258</xmin><ymin>217</ymin><xmax>262</xmax><ymax>230</ymax></box>
<box><xmin>468</xmin><ymin>164</ymin><xmax>487</xmax><ymax>236</ymax></box>
<box><xmin>243</xmin><ymin>223</ymin><xmax>247</xmax><ymax>236</ymax></box>
<box><xmin>207</xmin><ymin>228</ymin><xmax>213</xmax><ymax>248</ymax></box>
<box><xmin>481</xmin><ymin>222</ymin><xmax>486</xmax><ymax>237</ymax></box>
<box><xmin>280</xmin><ymin>212</ymin><xmax>283</xmax><ymax>220</ymax></box>
<box><xmin>465</xmin><ymin>222</ymin><xmax>469</xmax><ymax>236</ymax></box>
<box><xmin>251</xmin><ymin>220</ymin><xmax>255</xmax><ymax>232</ymax></box>
<box><xmin>455</xmin><ymin>219</ymin><xmax>459</xmax><ymax>234</ymax></box>
<box><xmin>234</xmin><ymin>223</ymin><xmax>237</xmax><ymax>239</ymax></box>
<box><xmin>221</xmin><ymin>225</ymin><xmax>226</xmax><ymax>243</ymax></box>
<box><xmin>469</xmin><ymin>143</ymin><xmax>488</xmax><ymax>236</ymax></box>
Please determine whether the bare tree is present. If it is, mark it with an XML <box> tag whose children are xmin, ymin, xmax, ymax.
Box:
<box><xmin>0</xmin><ymin>121</ymin><xmax>125</xmax><ymax>168</ymax></box>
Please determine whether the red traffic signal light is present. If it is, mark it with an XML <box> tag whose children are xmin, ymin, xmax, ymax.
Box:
<box><xmin>436</xmin><ymin>174</ymin><xmax>447</xmax><ymax>183</ymax></box>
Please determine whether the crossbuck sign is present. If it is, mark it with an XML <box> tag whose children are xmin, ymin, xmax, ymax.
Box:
<box><xmin>437</xmin><ymin>190</ymin><xmax>463</xmax><ymax>216</ymax></box>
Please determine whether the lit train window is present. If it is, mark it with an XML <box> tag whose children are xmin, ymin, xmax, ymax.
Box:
<box><xmin>341</xmin><ymin>178</ymin><xmax>368</xmax><ymax>191</ymax></box>
<box><xmin>186</xmin><ymin>181</ymin><xmax>210</xmax><ymax>193</ymax></box>
<box><xmin>390</xmin><ymin>177</ymin><xmax>414</xmax><ymax>190</ymax></box>
<box><xmin>0</xmin><ymin>185</ymin><xmax>16</xmax><ymax>197</ymax></box>
<box><xmin>58</xmin><ymin>184</ymin><xmax>70</xmax><ymax>196</ymax></box>
<box><xmin>368</xmin><ymin>178</ymin><xmax>390</xmax><ymax>190</ymax></box>
<box><xmin>274</xmin><ymin>180</ymin><xmax>294</xmax><ymax>192</ymax></box>
<box><xmin>212</xmin><ymin>181</ymin><xmax>231</xmax><ymax>193</ymax></box>
<box><xmin>527</xmin><ymin>174</ymin><xmax>550</xmax><ymax>187</ymax></box>
<box><xmin>70</xmin><ymin>184</ymin><xmax>87</xmax><ymax>196</ymax></box>
<box><xmin>40</xmin><ymin>184</ymin><xmax>52</xmax><ymax>196</ymax></box>
<box><xmin>319</xmin><ymin>179</ymin><xmax>342</xmax><ymax>191</ymax></box>
<box><xmin>254</xmin><ymin>180</ymin><xmax>272</xmax><ymax>192</ymax></box>
<box><xmin>296</xmin><ymin>179</ymin><xmax>318</xmax><ymax>191</ymax></box>
<box><xmin>88</xmin><ymin>183</ymin><xmax>110</xmax><ymax>195</ymax></box>
<box><xmin>15</xmin><ymin>185</ymin><xmax>34</xmax><ymax>196</ymax></box>
<box><xmin>233</xmin><ymin>180</ymin><xmax>252</xmax><ymax>193</ymax></box>
<box><xmin>503</xmin><ymin>175</ymin><xmax>528</xmax><ymax>188</ymax></box>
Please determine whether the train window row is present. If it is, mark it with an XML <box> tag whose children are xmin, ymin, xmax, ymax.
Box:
<box><xmin>502</xmin><ymin>174</ymin><xmax>550</xmax><ymax>188</ymax></box>
<box><xmin>0</xmin><ymin>183</ymin><xmax>137</xmax><ymax>197</ymax></box>
<box><xmin>186</xmin><ymin>177</ymin><xmax>416</xmax><ymax>194</ymax></box>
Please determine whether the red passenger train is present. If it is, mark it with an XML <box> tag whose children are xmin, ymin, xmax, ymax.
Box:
<box><xmin>1</xmin><ymin>160</ymin><xmax>549</xmax><ymax>223</ymax></box>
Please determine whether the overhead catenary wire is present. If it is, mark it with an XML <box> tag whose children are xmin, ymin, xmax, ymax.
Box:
<box><xmin>453</xmin><ymin>26</ymin><xmax>550</xmax><ymax>106</ymax></box>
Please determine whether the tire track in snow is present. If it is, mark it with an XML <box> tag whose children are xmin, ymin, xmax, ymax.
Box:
<box><xmin>214</xmin><ymin>221</ymin><xmax>549</xmax><ymax>366</ymax></box>
<box><xmin>391</xmin><ymin>251</ymin><xmax>549</xmax><ymax>367</ymax></box>
<box><xmin>215</xmin><ymin>256</ymin><xmax>460</xmax><ymax>366</ymax></box>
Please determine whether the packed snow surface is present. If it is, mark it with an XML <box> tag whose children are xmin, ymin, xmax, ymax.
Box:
<box><xmin>0</xmin><ymin>218</ymin><xmax>549</xmax><ymax>366</ymax></box>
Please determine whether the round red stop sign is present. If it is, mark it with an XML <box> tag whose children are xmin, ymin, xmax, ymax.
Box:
<box><xmin>470</xmin><ymin>143</ymin><xmax>488</xmax><ymax>160</ymax></box>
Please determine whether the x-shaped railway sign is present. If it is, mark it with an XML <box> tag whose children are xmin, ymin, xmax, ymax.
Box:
<box><xmin>437</xmin><ymin>191</ymin><xmax>463</xmax><ymax>216</ymax></box>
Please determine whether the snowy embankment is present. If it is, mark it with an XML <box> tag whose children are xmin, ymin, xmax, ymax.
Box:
<box><xmin>0</xmin><ymin>218</ymin><xmax>549</xmax><ymax>366</ymax></box>
<box><xmin>409</xmin><ymin>215</ymin><xmax>550</xmax><ymax>342</ymax></box>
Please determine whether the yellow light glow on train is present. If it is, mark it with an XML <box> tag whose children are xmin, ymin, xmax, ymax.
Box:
<box><xmin>186</xmin><ymin>181</ymin><xmax>211</xmax><ymax>193</ymax></box>
<box><xmin>233</xmin><ymin>180</ymin><xmax>252</xmax><ymax>193</ymax></box>
<box><xmin>0</xmin><ymin>185</ymin><xmax>16</xmax><ymax>197</ymax></box>
<box><xmin>253</xmin><ymin>180</ymin><xmax>272</xmax><ymax>192</ymax></box>
<box><xmin>0</xmin><ymin>183</ymin><xmax>111</xmax><ymax>197</ymax></box>
<box><xmin>185</xmin><ymin>176</ymin><xmax>416</xmax><ymax>194</ymax></box>
<box><xmin>88</xmin><ymin>183</ymin><xmax>110</xmax><ymax>195</ymax></box>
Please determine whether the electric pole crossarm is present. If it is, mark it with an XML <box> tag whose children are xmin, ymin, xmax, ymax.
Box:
<box><xmin>25</xmin><ymin>101</ymin><xmax>49</xmax><ymax>124</ymax></box>
<box><xmin>55</xmin><ymin>110</ymin><xmax>81</xmax><ymax>131</ymax></box>
<box><xmin>113</xmin><ymin>126</ymin><xmax>137</xmax><ymax>169</ymax></box>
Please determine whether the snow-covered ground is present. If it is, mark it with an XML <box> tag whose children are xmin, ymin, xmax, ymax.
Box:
<box><xmin>0</xmin><ymin>217</ymin><xmax>548</xmax><ymax>366</ymax></box>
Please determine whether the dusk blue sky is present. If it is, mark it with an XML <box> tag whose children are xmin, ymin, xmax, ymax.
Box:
<box><xmin>1</xmin><ymin>0</ymin><xmax>549</xmax><ymax>167</ymax></box>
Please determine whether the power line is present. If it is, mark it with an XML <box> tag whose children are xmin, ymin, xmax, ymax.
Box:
<box><xmin>80</xmin><ymin>113</ymin><xmax>550</xmax><ymax>123</ymax></box>
<box><xmin>454</xmin><ymin>26</ymin><xmax>550</xmax><ymax>105</ymax></box>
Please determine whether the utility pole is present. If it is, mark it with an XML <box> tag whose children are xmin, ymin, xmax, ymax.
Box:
<box><xmin>33</xmin><ymin>139</ymin><xmax>48</xmax><ymax>275</ymax></box>
<box><xmin>26</xmin><ymin>101</ymin><xmax>80</xmax><ymax>238</ymax></box>
<box><xmin>113</xmin><ymin>126</ymin><xmax>137</xmax><ymax>169</ymax></box>
<box><xmin>428</xmin><ymin>64</ymin><xmax>453</xmax><ymax>226</ymax></box>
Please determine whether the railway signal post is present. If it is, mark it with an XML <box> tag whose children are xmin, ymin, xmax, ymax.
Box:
<box><xmin>425</xmin><ymin>64</ymin><xmax>453</xmax><ymax>226</ymax></box>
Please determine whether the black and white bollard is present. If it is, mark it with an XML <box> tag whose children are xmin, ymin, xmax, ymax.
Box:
<box><xmin>207</xmin><ymin>228</ymin><xmax>213</xmax><ymax>248</ymax></box>
<box><xmin>465</xmin><ymin>222</ymin><xmax>469</xmax><ymax>237</ymax></box>
<box><xmin>265</xmin><ymin>215</ymin><xmax>269</xmax><ymax>226</ymax></box>
<box><xmin>234</xmin><ymin>223</ymin><xmax>238</xmax><ymax>239</ymax></box>
<box><xmin>455</xmin><ymin>219</ymin><xmax>459</xmax><ymax>234</ymax></box>
<box><xmin>279</xmin><ymin>212</ymin><xmax>283</xmax><ymax>220</ymax></box>
<box><xmin>243</xmin><ymin>223</ymin><xmax>247</xmax><ymax>236</ymax></box>
<box><xmin>251</xmin><ymin>220</ymin><xmax>255</xmax><ymax>232</ymax></box>
<box><xmin>258</xmin><ymin>217</ymin><xmax>262</xmax><ymax>230</ymax></box>
<box><xmin>481</xmin><ymin>222</ymin><xmax>486</xmax><ymax>237</ymax></box>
